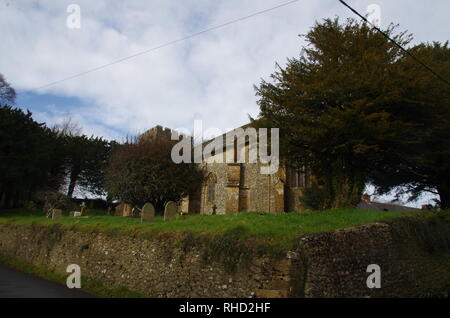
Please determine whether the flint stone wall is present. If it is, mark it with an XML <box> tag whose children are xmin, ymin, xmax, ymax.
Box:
<box><xmin>0</xmin><ymin>217</ymin><xmax>448</xmax><ymax>297</ymax></box>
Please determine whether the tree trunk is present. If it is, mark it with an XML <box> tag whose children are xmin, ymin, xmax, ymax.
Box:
<box><xmin>437</xmin><ymin>179</ymin><xmax>450</xmax><ymax>210</ymax></box>
<box><xmin>67</xmin><ymin>168</ymin><xmax>80</xmax><ymax>198</ymax></box>
<box><xmin>330</xmin><ymin>166</ymin><xmax>365</xmax><ymax>209</ymax></box>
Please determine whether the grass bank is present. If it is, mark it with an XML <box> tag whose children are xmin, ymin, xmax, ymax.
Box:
<box><xmin>0</xmin><ymin>209</ymin><xmax>447</xmax><ymax>298</ymax></box>
<box><xmin>0</xmin><ymin>208</ymin><xmax>425</xmax><ymax>248</ymax></box>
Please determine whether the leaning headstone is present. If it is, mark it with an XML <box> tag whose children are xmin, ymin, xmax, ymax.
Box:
<box><xmin>164</xmin><ymin>201</ymin><xmax>177</xmax><ymax>221</ymax></box>
<box><xmin>51</xmin><ymin>209</ymin><xmax>63</xmax><ymax>219</ymax></box>
<box><xmin>141</xmin><ymin>203</ymin><xmax>155</xmax><ymax>222</ymax></box>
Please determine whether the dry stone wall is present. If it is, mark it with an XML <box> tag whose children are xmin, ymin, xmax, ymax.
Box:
<box><xmin>0</xmin><ymin>215</ymin><xmax>448</xmax><ymax>297</ymax></box>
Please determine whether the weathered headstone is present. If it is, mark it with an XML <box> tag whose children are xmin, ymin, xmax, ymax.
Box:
<box><xmin>123</xmin><ymin>203</ymin><xmax>133</xmax><ymax>217</ymax></box>
<box><xmin>114</xmin><ymin>203</ymin><xmax>125</xmax><ymax>216</ymax></box>
<box><xmin>69</xmin><ymin>211</ymin><xmax>82</xmax><ymax>217</ymax></box>
<box><xmin>51</xmin><ymin>209</ymin><xmax>63</xmax><ymax>219</ymax></box>
<box><xmin>141</xmin><ymin>203</ymin><xmax>155</xmax><ymax>222</ymax></box>
<box><xmin>164</xmin><ymin>201</ymin><xmax>177</xmax><ymax>221</ymax></box>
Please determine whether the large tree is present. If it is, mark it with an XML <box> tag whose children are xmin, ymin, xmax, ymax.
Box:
<box><xmin>104</xmin><ymin>137</ymin><xmax>204</xmax><ymax>212</ymax></box>
<box><xmin>255</xmin><ymin>18</ymin><xmax>421</xmax><ymax>208</ymax></box>
<box><xmin>0</xmin><ymin>105</ymin><xmax>64</xmax><ymax>208</ymax></box>
<box><xmin>64</xmin><ymin>134</ymin><xmax>112</xmax><ymax>198</ymax></box>
<box><xmin>369</xmin><ymin>42</ymin><xmax>450</xmax><ymax>209</ymax></box>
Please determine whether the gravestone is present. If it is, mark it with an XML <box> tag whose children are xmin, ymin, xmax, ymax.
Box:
<box><xmin>51</xmin><ymin>209</ymin><xmax>63</xmax><ymax>219</ymax></box>
<box><xmin>123</xmin><ymin>203</ymin><xmax>133</xmax><ymax>217</ymax></box>
<box><xmin>141</xmin><ymin>203</ymin><xmax>155</xmax><ymax>222</ymax></box>
<box><xmin>80</xmin><ymin>202</ymin><xmax>87</xmax><ymax>215</ymax></box>
<box><xmin>114</xmin><ymin>202</ymin><xmax>133</xmax><ymax>216</ymax></box>
<box><xmin>164</xmin><ymin>201</ymin><xmax>177</xmax><ymax>221</ymax></box>
<box><xmin>114</xmin><ymin>203</ymin><xmax>124</xmax><ymax>216</ymax></box>
<box><xmin>69</xmin><ymin>211</ymin><xmax>82</xmax><ymax>217</ymax></box>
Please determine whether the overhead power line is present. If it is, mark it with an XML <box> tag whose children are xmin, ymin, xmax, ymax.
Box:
<box><xmin>28</xmin><ymin>0</ymin><xmax>300</xmax><ymax>92</ymax></box>
<box><xmin>338</xmin><ymin>0</ymin><xmax>450</xmax><ymax>87</ymax></box>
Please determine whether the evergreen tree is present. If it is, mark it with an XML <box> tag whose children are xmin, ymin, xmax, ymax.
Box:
<box><xmin>369</xmin><ymin>42</ymin><xmax>450</xmax><ymax>208</ymax></box>
<box><xmin>64</xmin><ymin>135</ymin><xmax>112</xmax><ymax>198</ymax></box>
<box><xmin>255</xmin><ymin>18</ymin><xmax>418</xmax><ymax>208</ymax></box>
<box><xmin>0</xmin><ymin>105</ymin><xmax>64</xmax><ymax>208</ymax></box>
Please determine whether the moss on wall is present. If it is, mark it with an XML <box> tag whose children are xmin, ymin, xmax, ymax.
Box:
<box><xmin>0</xmin><ymin>213</ymin><xmax>448</xmax><ymax>298</ymax></box>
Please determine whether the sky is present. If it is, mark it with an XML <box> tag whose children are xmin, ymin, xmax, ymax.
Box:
<box><xmin>1</xmin><ymin>0</ymin><xmax>448</xmax><ymax>205</ymax></box>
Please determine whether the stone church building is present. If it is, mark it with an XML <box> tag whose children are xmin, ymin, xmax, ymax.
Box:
<box><xmin>143</xmin><ymin>125</ymin><xmax>313</xmax><ymax>214</ymax></box>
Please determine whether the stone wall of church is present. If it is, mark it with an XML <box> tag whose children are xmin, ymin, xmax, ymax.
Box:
<box><xmin>241</xmin><ymin>162</ymin><xmax>284</xmax><ymax>213</ymax></box>
<box><xmin>197</xmin><ymin>160</ymin><xmax>285</xmax><ymax>214</ymax></box>
<box><xmin>199</xmin><ymin>162</ymin><xmax>228</xmax><ymax>214</ymax></box>
<box><xmin>188</xmin><ymin>141</ymin><xmax>289</xmax><ymax>214</ymax></box>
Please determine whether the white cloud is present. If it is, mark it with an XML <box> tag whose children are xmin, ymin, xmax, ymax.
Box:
<box><xmin>1</xmin><ymin>0</ymin><xmax>448</xmax><ymax>205</ymax></box>
<box><xmin>1</xmin><ymin>0</ymin><xmax>449</xmax><ymax>142</ymax></box>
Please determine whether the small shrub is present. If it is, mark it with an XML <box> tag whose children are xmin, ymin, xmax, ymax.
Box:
<box><xmin>388</xmin><ymin>212</ymin><xmax>450</xmax><ymax>254</ymax></box>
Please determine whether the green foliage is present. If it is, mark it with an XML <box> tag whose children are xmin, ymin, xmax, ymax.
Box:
<box><xmin>202</xmin><ymin>226</ymin><xmax>254</xmax><ymax>273</ymax></box>
<box><xmin>369</xmin><ymin>42</ymin><xmax>450</xmax><ymax>209</ymax></box>
<box><xmin>387</xmin><ymin>212</ymin><xmax>450</xmax><ymax>254</ymax></box>
<box><xmin>299</xmin><ymin>186</ymin><xmax>327</xmax><ymax>210</ymax></box>
<box><xmin>63</xmin><ymin>134</ymin><xmax>112</xmax><ymax>197</ymax></box>
<box><xmin>255</xmin><ymin>18</ymin><xmax>449</xmax><ymax>209</ymax></box>
<box><xmin>104</xmin><ymin>137</ymin><xmax>204</xmax><ymax>212</ymax></box>
<box><xmin>0</xmin><ymin>208</ymin><xmax>422</xmax><ymax>249</ymax></box>
<box><xmin>0</xmin><ymin>77</ymin><xmax>111</xmax><ymax>206</ymax></box>
<box><xmin>0</xmin><ymin>104</ymin><xmax>65</xmax><ymax>208</ymax></box>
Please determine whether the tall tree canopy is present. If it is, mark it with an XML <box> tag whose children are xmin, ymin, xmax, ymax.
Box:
<box><xmin>255</xmin><ymin>18</ymin><xmax>448</xmax><ymax>208</ymax></box>
<box><xmin>0</xmin><ymin>105</ymin><xmax>64</xmax><ymax>208</ymax></box>
<box><xmin>369</xmin><ymin>42</ymin><xmax>450</xmax><ymax>208</ymax></box>
<box><xmin>63</xmin><ymin>134</ymin><xmax>112</xmax><ymax>198</ymax></box>
<box><xmin>105</xmin><ymin>136</ymin><xmax>204</xmax><ymax>212</ymax></box>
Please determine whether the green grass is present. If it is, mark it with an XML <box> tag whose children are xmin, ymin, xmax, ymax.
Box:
<box><xmin>0</xmin><ymin>208</ymin><xmax>424</xmax><ymax>248</ymax></box>
<box><xmin>0</xmin><ymin>208</ymin><xmax>447</xmax><ymax>297</ymax></box>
